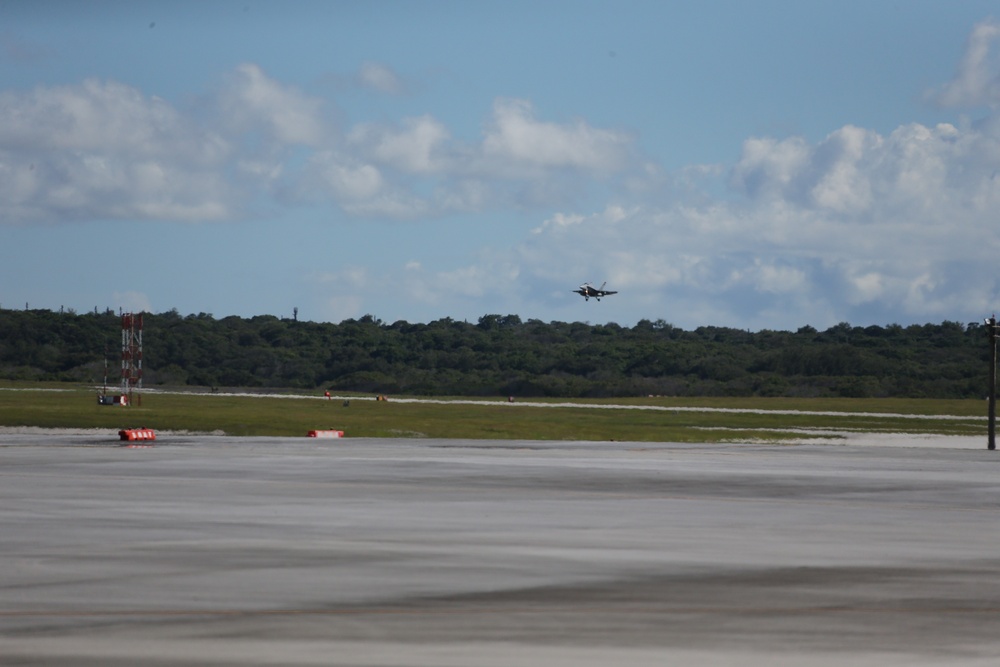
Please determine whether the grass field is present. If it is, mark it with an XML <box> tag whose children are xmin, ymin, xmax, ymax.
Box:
<box><xmin>0</xmin><ymin>381</ymin><xmax>987</xmax><ymax>442</ymax></box>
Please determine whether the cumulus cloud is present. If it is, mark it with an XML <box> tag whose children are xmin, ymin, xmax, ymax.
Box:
<box><xmin>9</xmin><ymin>26</ymin><xmax>1000</xmax><ymax>331</ymax></box>
<box><xmin>216</xmin><ymin>63</ymin><xmax>328</xmax><ymax>147</ymax></box>
<box><xmin>306</xmin><ymin>151</ymin><xmax>386</xmax><ymax>201</ymax></box>
<box><xmin>300</xmin><ymin>150</ymin><xmax>435</xmax><ymax>218</ymax></box>
<box><xmin>0</xmin><ymin>61</ymin><xmax>638</xmax><ymax>225</ymax></box>
<box><xmin>737</xmin><ymin>260</ymin><xmax>809</xmax><ymax>295</ymax></box>
<box><xmin>300</xmin><ymin>97</ymin><xmax>635</xmax><ymax>216</ymax></box>
<box><xmin>348</xmin><ymin>115</ymin><xmax>451</xmax><ymax>174</ymax></box>
<box><xmin>0</xmin><ymin>63</ymin><xmax>346</xmax><ymax>224</ymax></box>
<box><xmin>0</xmin><ymin>78</ymin><xmax>234</xmax><ymax>222</ymax></box>
<box><xmin>357</xmin><ymin>61</ymin><xmax>406</xmax><ymax>95</ymax></box>
<box><xmin>730</xmin><ymin>125</ymin><xmax>882</xmax><ymax>214</ymax></box>
<box><xmin>726</xmin><ymin>120</ymin><xmax>1000</xmax><ymax>251</ymax></box>
<box><xmin>399</xmin><ymin>258</ymin><xmax>520</xmax><ymax>306</ymax></box>
<box><xmin>493</xmin><ymin>106</ymin><xmax>1000</xmax><ymax>328</ymax></box>
<box><xmin>482</xmin><ymin>98</ymin><xmax>632</xmax><ymax>172</ymax></box>
<box><xmin>928</xmin><ymin>18</ymin><xmax>1000</xmax><ymax>108</ymax></box>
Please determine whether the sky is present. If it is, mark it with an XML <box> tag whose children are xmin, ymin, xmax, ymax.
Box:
<box><xmin>2</xmin><ymin>1</ymin><xmax>1000</xmax><ymax>331</ymax></box>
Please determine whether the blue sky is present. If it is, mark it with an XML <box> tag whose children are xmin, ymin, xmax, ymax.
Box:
<box><xmin>3</xmin><ymin>1</ymin><xmax>1000</xmax><ymax>330</ymax></box>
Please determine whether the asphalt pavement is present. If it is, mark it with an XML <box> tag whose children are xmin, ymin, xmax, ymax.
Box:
<box><xmin>1</xmin><ymin>431</ymin><xmax>999</xmax><ymax>666</ymax></box>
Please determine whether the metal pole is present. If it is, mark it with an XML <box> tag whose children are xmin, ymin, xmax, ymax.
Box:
<box><xmin>989</xmin><ymin>317</ymin><xmax>997</xmax><ymax>451</ymax></box>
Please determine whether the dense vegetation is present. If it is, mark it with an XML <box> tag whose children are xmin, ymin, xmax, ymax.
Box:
<box><xmin>0</xmin><ymin>308</ymin><xmax>992</xmax><ymax>399</ymax></box>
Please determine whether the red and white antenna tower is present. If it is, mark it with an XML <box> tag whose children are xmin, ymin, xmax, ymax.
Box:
<box><xmin>120</xmin><ymin>312</ymin><xmax>143</xmax><ymax>406</ymax></box>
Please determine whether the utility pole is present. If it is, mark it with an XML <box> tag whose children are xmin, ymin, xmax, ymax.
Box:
<box><xmin>988</xmin><ymin>316</ymin><xmax>998</xmax><ymax>451</ymax></box>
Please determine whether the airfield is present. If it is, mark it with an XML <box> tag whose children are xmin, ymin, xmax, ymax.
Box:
<box><xmin>2</xmin><ymin>427</ymin><xmax>999</xmax><ymax>666</ymax></box>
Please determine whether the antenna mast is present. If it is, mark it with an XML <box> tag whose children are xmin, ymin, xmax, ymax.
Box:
<box><xmin>120</xmin><ymin>312</ymin><xmax>143</xmax><ymax>406</ymax></box>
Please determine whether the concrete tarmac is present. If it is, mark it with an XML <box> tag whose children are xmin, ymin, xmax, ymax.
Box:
<box><xmin>1</xmin><ymin>432</ymin><xmax>999</xmax><ymax>666</ymax></box>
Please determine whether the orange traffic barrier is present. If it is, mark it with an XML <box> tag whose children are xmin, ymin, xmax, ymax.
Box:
<box><xmin>119</xmin><ymin>428</ymin><xmax>156</xmax><ymax>442</ymax></box>
<box><xmin>307</xmin><ymin>429</ymin><xmax>344</xmax><ymax>438</ymax></box>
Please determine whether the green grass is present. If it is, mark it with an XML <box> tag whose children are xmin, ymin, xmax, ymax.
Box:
<box><xmin>0</xmin><ymin>381</ymin><xmax>987</xmax><ymax>442</ymax></box>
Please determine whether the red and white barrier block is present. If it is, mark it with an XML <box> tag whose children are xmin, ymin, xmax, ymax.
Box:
<box><xmin>119</xmin><ymin>428</ymin><xmax>156</xmax><ymax>443</ymax></box>
<box><xmin>307</xmin><ymin>429</ymin><xmax>345</xmax><ymax>438</ymax></box>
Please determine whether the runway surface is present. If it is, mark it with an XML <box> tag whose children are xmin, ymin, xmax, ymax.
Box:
<box><xmin>1</xmin><ymin>431</ymin><xmax>999</xmax><ymax>666</ymax></box>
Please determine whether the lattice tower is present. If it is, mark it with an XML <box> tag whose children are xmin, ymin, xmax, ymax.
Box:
<box><xmin>120</xmin><ymin>312</ymin><xmax>143</xmax><ymax>406</ymax></box>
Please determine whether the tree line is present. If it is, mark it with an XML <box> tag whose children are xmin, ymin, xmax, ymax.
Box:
<box><xmin>0</xmin><ymin>308</ymin><xmax>992</xmax><ymax>399</ymax></box>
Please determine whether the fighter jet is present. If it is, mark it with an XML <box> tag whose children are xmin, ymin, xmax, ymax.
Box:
<box><xmin>573</xmin><ymin>281</ymin><xmax>618</xmax><ymax>301</ymax></box>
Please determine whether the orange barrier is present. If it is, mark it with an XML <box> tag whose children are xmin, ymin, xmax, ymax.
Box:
<box><xmin>307</xmin><ymin>429</ymin><xmax>344</xmax><ymax>438</ymax></box>
<box><xmin>119</xmin><ymin>428</ymin><xmax>156</xmax><ymax>442</ymax></box>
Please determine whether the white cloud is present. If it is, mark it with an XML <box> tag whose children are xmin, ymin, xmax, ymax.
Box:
<box><xmin>483</xmin><ymin>105</ymin><xmax>1000</xmax><ymax>328</ymax></box>
<box><xmin>840</xmin><ymin>263</ymin><xmax>893</xmax><ymax>305</ymax></box>
<box><xmin>348</xmin><ymin>115</ymin><xmax>450</xmax><ymax>174</ymax></box>
<box><xmin>730</xmin><ymin>120</ymin><xmax>1000</xmax><ymax>249</ymax></box>
<box><xmin>357</xmin><ymin>61</ymin><xmax>405</xmax><ymax>95</ymax></box>
<box><xmin>8</xmin><ymin>20</ymin><xmax>1000</xmax><ymax>331</ymax></box>
<box><xmin>740</xmin><ymin>260</ymin><xmax>809</xmax><ymax>295</ymax></box>
<box><xmin>400</xmin><ymin>260</ymin><xmax>520</xmax><ymax>305</ymax></box>
<box><xmin>807</xmin><ymin>125</ymin><xmax>876</xmax><ymax>213</ymax></box>
<box><xmin>299</xmin><ymin>97</ymin><xmax>638</xmax><ymax>217</ymax></box>
<box><xmin>0</xmin><ymin>78</ymin><xmax>234</xmax><ymax>223</ymax></box>
<box><xmin>482</xmin><ymin>98</ymin><xmax>631</xmax><ymax>172</ymax></box>
<box><xmin>531</xmin><ymin>211</ymin><xmax>586</xmax><ymax>234</ymax></box>
<box><xmin>0</xmin><ymin>79</ymin><xmax>205</xmax><ymax>156</ymax></box>
<box><xmin>731</xmin><ymin>125</ymin><xmax>881</xmax><ymax>213</ymax></box>
<box><xmin>729</xmin><ymin>135</ymin><xmax>810</xmax><ymax>200</ymax></box>
<box><xmin>217</xmin><ymin>63</ymin><xmax>328</xmax><ymax>146</ymax></box>
<box><xmin>0</xmin><ymin>65</ymin><xmax>640</xmax><ymax>224</ymax></box>
<box><xmin>301</xmin><ymin>150</ymin><xmax>434</xmax><ymax>218</ymax></box>
<box><xmin>307</xmin><ymin>151</ymin><xmax>385</xmax><ymax>201</ymax></box>
<box><xmin>928</xmin><ymin>19</ymin><xmax>1000</xmax><ymax>108</ymax></box>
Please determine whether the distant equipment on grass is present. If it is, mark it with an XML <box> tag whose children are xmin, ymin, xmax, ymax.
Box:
<box><xmin>98</xmin><ymin>312</ymin><xmax>143</xmax><ymax>407</ymax></box>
